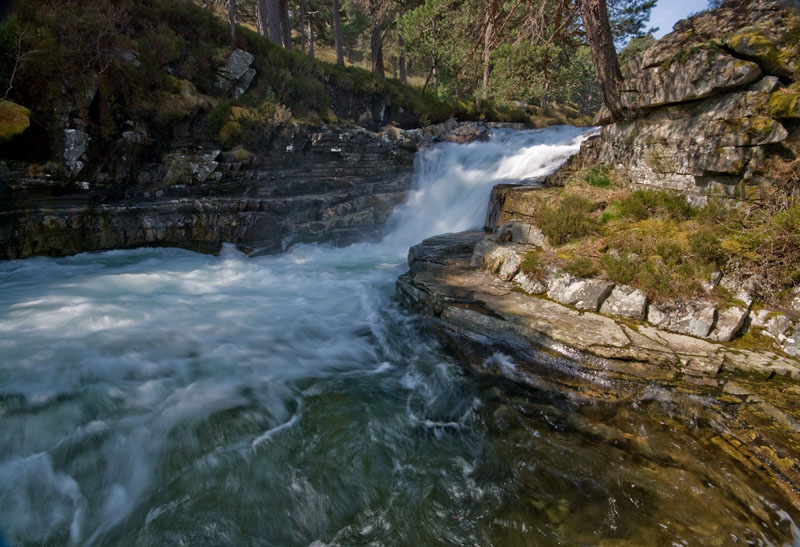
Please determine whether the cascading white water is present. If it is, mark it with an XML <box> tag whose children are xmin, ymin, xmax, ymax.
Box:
<box><xmin>1</xmin><ymin>126</ymin><xmax>797</xmax><ymax>547</ymax></box>
<box><xmin>382</xmin><ymin>126</ymin><xmax>591</xmax><ymax>249</ymax></box>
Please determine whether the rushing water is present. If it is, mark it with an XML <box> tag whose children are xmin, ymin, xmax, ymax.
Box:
<box><xmin>1</xmin><ymin>127</ymin><xmax>798</xmax><ymax>546</ymax></box>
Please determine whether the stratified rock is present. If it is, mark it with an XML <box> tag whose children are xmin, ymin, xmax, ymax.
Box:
<box><xmin>709</xmin><ymin>306</ymin><xmax>750</xmax><ymax>342</ymax></box>
<box><xmin>619</xmin><ymin>48</ymin><xmax>762</xmax><ymax>111</ymax></box>
<box><xmin>1</xmin><ymin>126</ymin><xmax>416</xmax><ymax>260</ymax></box>
<box><xmin>408</xmin><ymin>231</ymin><xmax>484</xmax><ymax>268</ymax></box>
<box><xmin>163</xmin><ymin>150</ymin><xmax>221</xmax><ymax>185</ymax></box>
<box><xmin>579</xmin><ymin>0</ymin><xmax>800</xmax><ymax>201</ymax></box>
<box><xmin>547</xmin><ymin>270</ymin><xmax>614</xmax><ymax>312</ymax></box>
<box><xmin>493</xmin><ymin>220</ymin><xmax>545</xmax><ymax>247</ymax></box>
<box><xmin>600</xmin><ymin>285</ymin><xmax>648</xmax><ymax>320</ymax></box>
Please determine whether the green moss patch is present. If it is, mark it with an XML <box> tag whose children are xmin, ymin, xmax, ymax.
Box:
<box><xmin>0</xmin><ymin>100</ymin><xmax>30</xmax><ymax>140</ymax></box>
<box><xmin>769</xmin><ymin>89</ymin><xmax>800</xmax><ymax>119</ymax></box>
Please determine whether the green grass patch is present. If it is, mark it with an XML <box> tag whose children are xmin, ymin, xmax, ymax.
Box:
<box><xmin>584</xmin><ymin>165</ymin><xmax>613</xmax><ymax>188</ymax></box>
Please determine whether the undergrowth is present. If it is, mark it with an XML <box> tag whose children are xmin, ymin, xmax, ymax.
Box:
<box><xmin>528</xmin><ymin>168</ymin><xmax>800</xmax><ymax>306</ymax></box>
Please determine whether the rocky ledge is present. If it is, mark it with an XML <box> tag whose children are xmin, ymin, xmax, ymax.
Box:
<box><xmin>555</xmin><ymin>0</ymin><xmax>800</xmax><ymax>203</ymax></box>
<box><xmin>0</xmin><ymin>116</ymin><xmax>495</xmax><ymax>261</ymax></box>
<box><xmin>397</xmin><ymin>231</ymin><xmax>800</xmax><ymax>507</ymax></box>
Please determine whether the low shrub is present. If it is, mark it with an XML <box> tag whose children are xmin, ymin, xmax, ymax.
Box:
<box><xmin>600</xmin><ymin>253</ymin><xmax>637</xmax><ymax>284</ymax></box>
<box><xmin>616</xmin><ymin>189</ymin><xmax>694</xmax><ymax>221</ymax></box>
<box><xmin>520</xmin><ymin>251</ymin><xmax>542</xmax><ymax>275</ymax></box>
<box><xmin>689</xmin><ymin>228</ymin><xmax>725</xmax><ymax>266</ymax></box>
<box><xmin>536</xmin><ymin>194</ymin><xmax>598</xmax><ymax>246</ymax></box>
<box><xmin>563</xmin><ymin>257</ymin><xmax>597</xmax><ymax>277</ymax></box>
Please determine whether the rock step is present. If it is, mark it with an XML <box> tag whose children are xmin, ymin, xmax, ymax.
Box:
<box><xmin>469</xmin><ymin>229</ymin><xmax>795</xmax><ymax>348</ymax></box>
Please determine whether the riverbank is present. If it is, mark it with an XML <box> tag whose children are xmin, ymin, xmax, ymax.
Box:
<box><xmin>397</xmin><ymin>230</ymin><xmax>800</xmax><ymax>509</ymax></box>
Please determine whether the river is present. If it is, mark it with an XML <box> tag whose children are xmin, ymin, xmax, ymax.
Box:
<box><xmin>1</xmin><ymin>126</ymin><xmax>798</xmax><ymax>546</ymax></box>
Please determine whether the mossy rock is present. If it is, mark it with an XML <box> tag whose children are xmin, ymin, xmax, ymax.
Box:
<box><xmin>725</xmin><ymin>26</ymin><xmax>800</xmax><ymax>79</ymax></box>
<box><xmin>0</xmin><ymin>100</ymin><xmax>30</xmax><ymax>141</ymax></box>
<box><xmin>769</xmin><ymin>88</ymin><xmax>800</xmax><ymax>119</ymax></box>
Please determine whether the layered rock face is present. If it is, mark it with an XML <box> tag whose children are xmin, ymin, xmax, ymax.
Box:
<box><xmin>568</xmin><ymin>0</ymin><xmax>800</xmax><ymax>201</ymax></box>
<box><xmin>397</xmin><ymin>232</ymin><xmax>800</xmax><ymax>507</ymax></box>
<box><xmin>0</xmin><ymin>124</ymin><xmax>416</xmax><ymax>259</ymax></box>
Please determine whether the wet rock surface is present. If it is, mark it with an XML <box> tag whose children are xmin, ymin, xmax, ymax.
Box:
<box><xmin>397</xmin><ymin>231</ymin><xmax>800</xmax><ymax>507</ymax></box>
<box><xmin>0</xmin><ymin>125</ymin><xmax>417</xmax><ymax>259</ymax></box>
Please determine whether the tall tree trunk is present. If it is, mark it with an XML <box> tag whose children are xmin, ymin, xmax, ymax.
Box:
<box><xmin>422</xmin><ymin>58</ymin><xmax>437</xmax><ymax>94</ymax></box>
<box><xmin>279</xmin><ymin>0</ymin><xmax>292</xmax><ymax>49</ymax></box>
<box><xmin>398</xmin><ymin>35</ymin><xmax>406</xmax><ymax>83</ymax></box>
<box><xmin>256</xmin><ymin>0</ymin><xmax>268</xmax><ymax>36</ymax></box>
<box><xmin>332</xmin><ymin>0</ymin><xmax>344</xmax><ymax>66</ymax></box>
<box><xmin>309</xmin><ymin>14</ymin><xmax>315</xmax><ymax>58</ymax></box>
<box><xmin>370</xmin><ymin>26</ymin><xmax>385</xmax><ymax>78</ymax></box>
<box><xmin>228</xmin><ymin>0</ymin><xmax>237</xmax><ymax>43</ymax></box>
<box><xmin>300</xmin><ymin>0</ymin><xmax>307</xmax><ymax>54</ymax></box>
<box><xmin>577</xmin><ymin>0</ymin><xmax>624</xmax><ymax>120</ymax></box>
<box><xmin>481</xmin><ymin>3</ymin><xmax>497</xmax><ymax>105</ymax></box>
<box><xmin>266</xmin><ymin>0</ymin><xmax>282</xmax><ymax>44</ymax></box>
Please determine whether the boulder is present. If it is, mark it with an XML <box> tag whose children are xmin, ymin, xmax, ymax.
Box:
<box><xmin>218</xmin><ymin>49</ymin><xmax>254</xmax><ymax>81</ymax></box>
<box><xmin>547</xmin><ymin>270</ymin><xmax>614</xmax><ymax>312</ymax></box>
<box><xmin>767</xmin><ymin>314</ymin><xmax>793</xmax><ymax>337</ymax></box>
<box><xmin>648</xmin><ymin>302</ymin><xmax>718</xmax><ymax>338</ymax></box>
<box><xmin>471</xmin><ymin>240</ymin><xmax>523</xmax><ymax>281</ymax></box>
<box><xmin>709</xmin><ymin>306</ymin><xmax>750</xmax><ymax>342</ymax></box>
<box><xmin>234</xmin><ymin>68</ymin><xmax>257</xmax><ymax>99</ymax></box>
<box><xmin>513</xmin><ymin>271</ymin><xmax>547</xmax><ymax>295</ymax></box>
<box><xmin>784</xmin><ymin>325</ymin><xmax>800</xmax><ymax>357</ymax></box>
<box><xmin>216</xmin><ymin>49</ymin><xmax>256</xmax><ymax>96</ymax></box>
<box><xmin>63</xmin><ymin>128</ymin><xmax>89</xmax><ymax>177</ymax></box>
<box><xmin>600</xmin><ymin>285</ymin><xmax>648</xmax><ymax>320</ymax></box>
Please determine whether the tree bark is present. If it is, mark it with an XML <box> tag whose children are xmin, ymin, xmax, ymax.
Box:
<box><xmin>300</xmin><ymin>0</ymin><xmax>307</xmax><ymax>54</ymax></box>
<box><xmin>332</xmin><ymin>0</ymin><xmax>344</xmax><ymax>66</ymax></box>
<box><xmin>398</xmin><ymin>35</ymin><xmax>406</xmax><ymax>83</ymax></box>
<box><xmin>577</xmin><ymin>0</ymin><xmax>624</xmax><ymax>120</ymax></box>
<box><xmin>256</xmin><ymin>0</ymin><xmax>268</xmax><ymax>36</ymax></box>
<box><xmin>481</xmin><ymin>2</ymin><xmax>497</xmax><ymax>104</ymax></box>
<box><xmin>370</xmin><ymin>26</ymin><xmax>385</xmax><ymax>78</ymax></box>
<box><xmin>228</xmin><ymin>0</ymin><xmax>237</xmax><ymax>43</ymax></box>
<box><xmin>368</xmin><ymin>0</ymin><xmax>385</xmax><ymax>78</ymax></box>
<box><xmin>279</xmin><ymin>0</ymin><xmax>292</xmax><ymax>49</ymax></box>
<box><xmin>309</xmin><ymin>14</ymin><xmax>315</xmax><ymax>58</ymax></box>
<box><xmin>266</xmin><ymin>0</ymin><xmax>282</xmax><ymax>44</ymax></box>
